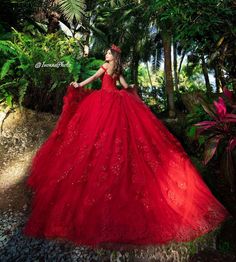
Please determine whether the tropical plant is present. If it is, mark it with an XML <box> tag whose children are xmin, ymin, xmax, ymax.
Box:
<box><xmin>141</xmin><ymin>0</ymin><xmax>176</xmax><ymax>117</ymax></box>
<box><xmin>193</xmin><ymin>87</ymin><xmax>236</xmax><ymax>192</ymax></box>
<box><xmin>57</xmin><ymin>0</ymin><xmax>86</xmax><ymax>23</ymax></box>
<box><xmin>137</xmin><ymin>66</ymin><xmax>165</xmax><ymax>113</ymax></box>
<box><xmin>0</xmin><ymin>27</ymin><xmax>83</xmax><ymax>112</ymax></box>
<box><xmin>170</xmin><ymin>0</ymin><xmax>236</xmax><ymax>92</ymax></box>
<box><xmin>173</xmin><ymin>66</ymin><xmax>206</xmax><ymax>94</ymax></box>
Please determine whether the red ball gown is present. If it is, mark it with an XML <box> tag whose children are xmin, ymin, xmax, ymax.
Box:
<box><xmin>23</xmin><ymin>65</ymin><xmax>231</xmax><ymax>250</ymax></box>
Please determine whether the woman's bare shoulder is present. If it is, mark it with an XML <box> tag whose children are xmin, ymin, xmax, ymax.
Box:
<box><xmin>101</xmin><ymin>62</ymin><xmax>109</xmax><ymax>69</ymax></box>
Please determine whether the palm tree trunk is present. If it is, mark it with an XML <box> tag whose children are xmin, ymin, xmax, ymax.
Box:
<box><xmin>131</xmin><ymin>51</ymin><xmax>139</xmax><ymax>86</ymax></box>
<box><xmin>173</xmin><ymin>41</ymin><xmax>178</xmax><ymax>92</ymax></box>
<box><xmin>214</xmin><ymin>65</ymin><xmax>221</xmax><ymax>94</ymax></box>
<box><xmin>161</xmin><ymin>31</ymin><xmax>175</xmax><ymax>118</ymax></box>
<box><xmin>146</xmin><ymin>62</ymin><xmax>153</xmax><ymax>87</ymax></box>
<box><xmin>178</xmin><ymin>51</ymin><xmax>186</xmax><ymax>76</ymax></box>
<box><xmin>201</xmin><ymin>55</ymin><xmax>212</xmax><ymax>95</ymax></box>
<box><xmin>214</xmin><ymin>60</ymin><xmax>227</xmax><ymax>92</ymax></box>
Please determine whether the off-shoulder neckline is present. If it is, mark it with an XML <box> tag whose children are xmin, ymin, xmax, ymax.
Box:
<box><xmin>101</xmin><ymin>65</ymin><xmax>118</xmax><ymax>80</ymax></box>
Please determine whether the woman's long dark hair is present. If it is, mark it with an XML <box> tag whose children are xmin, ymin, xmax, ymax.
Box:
<box><xmin>104</xmin><ymin>48</ymin><xmax>123</xmax><ymax>76</ymax></box>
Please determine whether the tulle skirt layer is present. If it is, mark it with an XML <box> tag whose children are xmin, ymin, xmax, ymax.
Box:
<box><xmin>23</xmin><ymin>85</ymin><xmax>230</xmax><ymax>250</ymax></box>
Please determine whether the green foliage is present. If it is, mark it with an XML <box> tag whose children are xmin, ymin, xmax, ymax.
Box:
<box><xmin>178</xmin><ymin>64</ymin><xmax>207</xmax><ymax>92</ymax></box>
<box><xmin>137</xmin><ymin>64</ymin><xmax>166</xmax><ymax>113</ymax></box>
<box><xmin>0</xmin><ymin>27</ymin><xmax>85</xmax><ymax>112</ymax></box>
<box><xmin>0</xmin><ymin>29</ymin><xmax>79</xmax><ymax>109</ymax></box>
<box><xmin>57</xmin><ymin>0</ymin><xmax>86</xmax><ymax>23</ymax></box>
<box><xmin>185</xmin><ymin>103</ymin><xmax>212</xmax><ymax>153</ymax></box>
<box><xmin>186</xmin><ymin>104</ymin><xmax>212</xmax><ymax>127</ymax></box>
<box><xmin>163</xmin><ymin>0</ymin><xmax>235</xmax><ymax>89</ymax></box>
<box><xmin>135</xmin><ymin>0</ymin><xmax>236</xmax><ymax>96</ymax></box>
<box><xmin>0</xmin><ymin>59</ymin><xmax>16</xmax><ymax>80</ymax></box>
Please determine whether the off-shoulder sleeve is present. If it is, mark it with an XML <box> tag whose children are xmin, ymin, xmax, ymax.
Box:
<box><xmin>100</xmin><ymin>65</ymin><xmax>107</xmax><ymax>72</ymax></box>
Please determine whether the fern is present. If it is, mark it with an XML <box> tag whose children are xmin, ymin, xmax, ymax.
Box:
<box><xmin>0</xmin><ymin>81</ymin><xmax>18</xmax><ymax>89</ymax></box>
<box><xmin>0</xmin><ymin>40</ymin><xmax>18</xmax><ymax>56</ymax></box>
<box><xmin>18</xmin><ymin>79</ymin><xmax>28</xmax><ymax>108</ymax></box>
<box><xmin>0</xmin><ymin>27</ymin><xmax>103</xmax><ymax>112</ymax></box>
<box><xmin>5</xmin><ymin>95</ymin><xmax>13</xmax><ymax>107</ymax></box>
<box><xmin>0</xmin><ymin>59</ymin><xmax>16</xmax><ymax>80</ymax></box>
<box><xmin>0</xmin><ymin>81</ymin><xmax>18</xmax><ymax>107</ymax></box>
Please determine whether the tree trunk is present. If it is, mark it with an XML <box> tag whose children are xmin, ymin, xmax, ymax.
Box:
<box><xmin>201</xmin><ymin>55</ymin><xmax>212</xmax><ymax>95</ymax></box>
<box><xmin>161</xmin><ymin>31</ymin><xmax>175</xmax><ymax>118</ymax></box>
<box><xmin>214</xmin><ymin>65</ymin><xmax>221</xmax><ymax>94</ymax></box>
<box><xmin>146</xmin><ymin>62</ymin><xmax>153</xmax><ymax>87</ymax></box>
<box><xmin>178</xmin><ymin>51</ymin><xmax>186</xmax><ymax>76</ymax></box>
<box><xmin>173</xmin><ymin>41</ymin><xmax>178</xmax><ymax>92</ymax></box>
<box><xmin>131</xmin><ymin>51</ymin><xmax>139</xmax><ymax>86</ymax></box>
<box><xmin>47</xmin><ymin>11</ymin><xmax>60</xmax><ymax>34</ymax></box>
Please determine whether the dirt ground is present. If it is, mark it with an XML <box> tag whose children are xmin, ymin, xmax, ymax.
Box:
<box><xmin>0</xmin><ymin>105</ymin><xmax>58</xmax><ymax>213</ymax></box>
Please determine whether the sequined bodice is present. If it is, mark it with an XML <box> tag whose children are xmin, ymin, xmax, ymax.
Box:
<box><xmin>100</xmin><ymin>72</ymin><xmax>119</xmax><ymax>91</ymax></box>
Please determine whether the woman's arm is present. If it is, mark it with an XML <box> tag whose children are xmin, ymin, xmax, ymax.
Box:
<box><xmin>119</xmin><ymin>74</ymin><xmax>135</xmax><ymax>89</ymax></box>
<box><xmin>70</xmin><ymin>63</ymin><xmax>108</xmax><ymax>88</ymax></box>
<box><xmin>119</xmin><ymin>74</ymin><xmax>129</xmax><ymax>89</ymax></box>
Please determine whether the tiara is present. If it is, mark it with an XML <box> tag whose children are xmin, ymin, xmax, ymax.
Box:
<box><xmin>111</xmin><ymin>44</ymin><xmax>121</xmax><ymax>53</ymax></box>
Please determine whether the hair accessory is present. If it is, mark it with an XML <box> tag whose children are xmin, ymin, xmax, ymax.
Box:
<box><xmin>111</xmin><ymin>44</ymin><xmax>121</xmax><ymax>53</ymax></box>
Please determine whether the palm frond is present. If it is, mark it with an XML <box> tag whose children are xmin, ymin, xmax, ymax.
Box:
<box><xmin>57</xmin><ymin>0</ymin><xmax>87</xmax><ymax>23</ymax></box>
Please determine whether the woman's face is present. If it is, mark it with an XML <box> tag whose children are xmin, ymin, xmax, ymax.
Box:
<box><xmin>105</xmin><ymin>49</ymin><xmax>114</xmax><ymax>62</ymax></box>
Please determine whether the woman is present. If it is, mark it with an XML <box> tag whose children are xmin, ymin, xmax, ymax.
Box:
<box><xmin>23</xmin><ymin>44</ymin><xmax>231</xmax><ymax>251</ymax></box>
<box><xmin>71</xmin><ymin>45</ymin><xmax>135</xmax><ymax>90</ymax></box>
